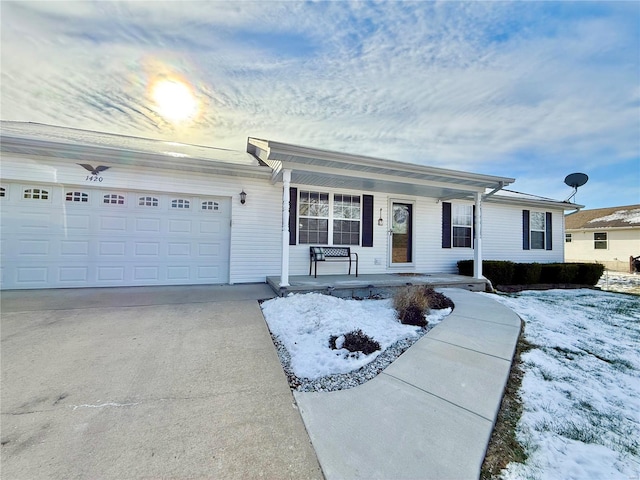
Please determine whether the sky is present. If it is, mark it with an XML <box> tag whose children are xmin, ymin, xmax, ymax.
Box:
<box><xmin>1</xmin><ymin>1</ymin><xmax>639</xmax><ymax>209</ymax></box>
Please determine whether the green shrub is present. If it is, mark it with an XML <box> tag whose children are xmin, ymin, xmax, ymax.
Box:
<box><xmin>513</xmin><ymin>263</ymin><xmax>542</xmax><ymax>285</ymax></box>
<box><xmin>539</xmin><ymin>263</ymin><xmax>579</xmax><ymax>283</ymax></box>
<box><xmin>457</xmin><ymin>259</ymin><xmax>474</xmax><ymax>277</ymax></box>
<box><xmin>457</xmin><ymin>260</ymin><xmax>515</xmax><ymax>285</ymax></box>
<box><xmin>575</xmin><ymin>263</ymin><xmax>605</xmax><ymax>285</ymax></box>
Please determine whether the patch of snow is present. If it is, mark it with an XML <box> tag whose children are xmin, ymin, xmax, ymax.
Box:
<box><xmin>588</xmin><ymin>208</ymin><xmax>640</xmax><ymax>224</ymax></box>
<box><xmin>481</xmin><ymin>289</ymin><xmax>640</xmax><ymax>480</ymax></box>
<box><xmin>261</xmin><ymin>293</ymin><xmax>449</xmax><ymax>381</ymax></box>
<box><xmin>598</xmin><ymin>271</ymin><xmax>640</xmax><ymax>295</ymax></box>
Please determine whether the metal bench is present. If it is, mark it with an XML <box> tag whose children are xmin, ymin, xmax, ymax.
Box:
<box><xmin>309</xmin><ymin>247</ymin><xmax>359</xmax><ymax>278</ymax></box>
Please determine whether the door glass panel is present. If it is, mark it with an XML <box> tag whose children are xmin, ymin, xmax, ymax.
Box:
<box><xmin>391</xmin><ymin>203</ymin><xmax>412</xmax><ymax>263</ymax></box>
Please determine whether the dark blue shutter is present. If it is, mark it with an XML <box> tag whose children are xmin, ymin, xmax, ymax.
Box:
<box><xmin>472</xmin><ymin>205</ymin><xmax>476</xmax><ymax>248</ymax></box>
<box><xmin>362</xmin><ymin>195</ymin><xmax>374</xmax><ymax>247</ymax></box>
<box><xmin>546</xmin><ymin>212</ymin><xmax>553</xmax><ymax>250</ymax></box>
<box><xmin>523</xmin><ymin>210</ymin><xmax>530</xmax><ymax>250</ymax></box>
<box><xmin>442</xmin><ymin>202</ymin><xmax>452</xmax><ymax>248</ymax></box>
<box><xmin>289</xmin><ymin>187</ymin><xmax>297</xmax><ymax>245</ymax></box>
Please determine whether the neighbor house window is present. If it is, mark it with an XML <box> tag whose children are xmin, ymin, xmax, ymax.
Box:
<box><xmin>530</xmin><ymin>212</ymin><xmax>546</xmax><ymax>249</ymax></box>
<box><xmin>66</xmin><ymin>191</ymin><xmax>89</xmax><ymax>202</ymax></box>
<box><xmin>103</xmin><ymin>194</ymin><xmax>125</xmax><ymax>205</ymax></box>
<box><xmin>452</xmin><ymin>204</ymin><xmax>473</xmax><ymax>248</ymax></box>
<box><xmin>333</xmin><ymin>195</ymin><xmax>361</xmax><ymax>245</ymax></box>
<box><xmin>24</xmin><ymin>188</ymin><xmax>49</xmax><ymax>200</ymax></box>
<box><xmin>0</xmin><ymin>187</ymin><xmax>5</xmax><ymax>198</ymax></box>
<box><xmin>201</xmin><ymin>200</ymin><xmax>219</xmax><ymax>211</ymax></box>
<box><xmin>171</xmin><ymin>199</ymin><xmax>190</xmax><ymax>209</ymax></box>
<box><xmin>139</xmin><ymin>196</ymin><xmax>159</xmax><ymax>207</ymax></box>
<box><xmin>594</xmin><ymin>232</ymin><xmax>607</xmax><ymax>249</ymax></box>
<box><xmin>299</xmin><ymin>191</ymin><xmax>329</xmax><ymax>244</ymax></box>
<box><xmin>565</xmin><ymin>233</ymin><xmax>572</xmax><ymax>243</ymax></box>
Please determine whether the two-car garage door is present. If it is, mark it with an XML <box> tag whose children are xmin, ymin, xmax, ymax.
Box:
<box><xmin>0</xmin><ymin>183</ymin><xmax>231</xmax><ymax>289</ymax></box>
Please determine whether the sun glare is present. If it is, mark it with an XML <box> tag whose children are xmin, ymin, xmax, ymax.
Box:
<box><xmin>151</xmin><ymin>78</ymin><xmax>199</xmax><ymax>123</ymax></box>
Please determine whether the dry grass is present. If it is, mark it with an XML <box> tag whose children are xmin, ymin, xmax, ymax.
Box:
<box><xmin>481</xmin><ymin>321</ymin><xmax>534</xmax><ymax>479</ymax></box>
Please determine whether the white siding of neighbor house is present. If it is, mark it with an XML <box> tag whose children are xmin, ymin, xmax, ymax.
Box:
<box><xmin>286</xmin><ymin>187</ymin><xmax>567</xmax><ymax>277</ymax></box>
<box><xmin>0</xmin><ymin>154</ymin><xmax>282</xmax><ymax>284</ymax></box>
<box><xmin>565</xmin><ymin>228</ymin><xmax>640</xmax><ymax>272</ymax></box>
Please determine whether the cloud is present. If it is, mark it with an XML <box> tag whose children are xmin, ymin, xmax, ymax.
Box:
<box><xmin>1</xmin><ymin>1</ymin><xmax>638</xmax><ymax>208</ymax></box>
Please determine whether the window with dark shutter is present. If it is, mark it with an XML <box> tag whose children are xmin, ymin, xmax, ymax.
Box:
<box><xmin>442</xmin><ymin>202</ymin><xmax>452</xmax><ymax>248</ymax></box>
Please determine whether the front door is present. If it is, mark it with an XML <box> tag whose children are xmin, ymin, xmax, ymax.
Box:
<box><xmin>390</xmin><ymin>201</ymin><xmax>413</xmax><ymax>265</ymax></box>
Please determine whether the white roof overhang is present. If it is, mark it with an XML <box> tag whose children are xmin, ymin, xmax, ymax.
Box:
<box><xmin>247</xmin><ymin>138</ymin><xmax>515</xmax><ymax>200</ymax></box>
<box><xmin>1</xmin><ymin>132</ymin><xmax>271</xmax><ymax>180</ymax></box>
<box><xmin>486</xmin><ymin>190</ymin><xmax>584</xmax><ymax>211</ymax></box>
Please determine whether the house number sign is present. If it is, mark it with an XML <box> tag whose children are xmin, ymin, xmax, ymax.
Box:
<box><xmin>78</xmin><ymin>164</ymin><xmax>110</xmax><ymax>182</ymax></box>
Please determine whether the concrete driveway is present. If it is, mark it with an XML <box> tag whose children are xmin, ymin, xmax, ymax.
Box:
<box><xmin>1</xmin><ymin>284</ymin><xmax>322</xmax><ymax>480</ymax></box>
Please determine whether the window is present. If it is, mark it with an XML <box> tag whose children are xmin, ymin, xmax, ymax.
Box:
<box><xmin>171</xmin><ymin>199</ymin><xmax>190</xmax><ymax>209</ymax></box>
<box><xmin>333</xmin><ymin>195</ymin><xmax>361</xmax><ymax>245</ymax></box>
<box><xmin>452</xmin><ymin>204</ymin><xmax>473</xmax><ymax>248</ymax></box>
<box><xmin>103</xmin><ymin>194</ymin><xmax>125</xmax><ymax>205</ymax></box>
<box><xmin>66</xmin><ymin>191</ymin><xmax>89</xmax><ymax>202</ymax></box>
<box><xmin>201</xmin><ymin>200</ymin><xmax>219</xmax><ymax>211</ymax></box>
<box><xmin>594</xmin><ymin>232</ymin><xmax>607</xmax><ymax>249</ymax></box>
<box><xmin>0</xmin><ymin>187</ymin><xmax>5</xmax><ymax>198</ymax></box>
<box><xmin>565</xmin><ymin>233</ymin><xmax>572</xmax><ymax>243</ymax></box>
<box><xmin>24</xmin><ymin>188</ymin><xmax>49</xmax><ymax>200</ymax></box>
<box><xmin>139</xmin><ymin>196</ymin><xmax>159</xmax><ymax>207</ymax></box>
<box><xmin>299</xmin><ymin>191</ymin><xmax>329</xmax><ymax>244</ymax></box>
<box><xmin>530</xmin><ymin>212</ymin><xmax>546</xmax><ymax>249</ymax></box>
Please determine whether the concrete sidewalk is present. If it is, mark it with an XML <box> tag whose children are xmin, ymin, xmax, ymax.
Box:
<box><xmin>294</xmin><ymin>288</ymin><xmax>521</xmax><ymax>480</ymax></box>
<box><xmin>1</xmin><ymin>284</ymin><xmax>322</xmax><ymax>480</ymax></box>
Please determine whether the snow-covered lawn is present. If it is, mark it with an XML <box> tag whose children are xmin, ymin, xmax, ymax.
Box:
<box><xmin>261</xmin><ymin>292</ymin><xmax>450</xmax><ymax>381</ymax></box>
<box><xmin>598</xmin><ymin>270</ymin><xmax>640</xmax><ymax>295</ymax></box>
<box><xmin>483</xmin><ymin>289</ymin><xmax>640</xmax><ymax>480</ymax></box>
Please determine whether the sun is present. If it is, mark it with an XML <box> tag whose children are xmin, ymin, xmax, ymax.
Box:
<box><xmin>151</xmin><ymin>78</ymin><xmax>199</xmax><ymax>123</ymax></box>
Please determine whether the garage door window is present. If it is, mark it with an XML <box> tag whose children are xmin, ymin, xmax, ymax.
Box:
<box><xmin>201</xmin><ymin>200</ymin><xmax>219</xmax><ymax>211</ymax></box>
<box><xmin>104</xmin><ymin>194</ymin><xmax>125</xmax><ymax>205</ymax></box>
<box><xmin>24</xmin><ymin>188</ymin><xmax>49</xmax><ymax>200</ymax></box>
<box><xmin>171</xmin><ymin>199</ymin><xmax>190</xmax><ymax>209</ymax></box>
<box><xmin>139</xmin><ymin>196</ymin><xmax>159</xmax><ymax>207</ymax></box>
<box><xmin>66</xmin><ymin>191</ymin><xmax>89</xmax><ymax>202</ymax></box>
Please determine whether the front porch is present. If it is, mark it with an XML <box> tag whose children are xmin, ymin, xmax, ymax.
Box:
<box><xmin>266</xmin><ymin>273</ymin><xmax>489</xmax><ymax>298</ymax></box>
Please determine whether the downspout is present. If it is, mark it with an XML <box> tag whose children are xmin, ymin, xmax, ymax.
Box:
<box><xmin>280</xmin><ymin>169</ymin><xmax>292</xmax><ymax>287</ymax></box>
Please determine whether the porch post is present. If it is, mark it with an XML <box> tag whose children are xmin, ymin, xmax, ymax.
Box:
<box><xmin>473</xmin><ymin>191</ymin><xmax>483</xmax><ymax>279</ymax></box>
<box><xmin>280</xmin><ymin>169</ymin><xmax>292</xmax><ymax>287</ymax></box>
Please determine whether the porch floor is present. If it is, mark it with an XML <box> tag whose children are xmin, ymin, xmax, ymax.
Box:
<box><xmin>266</xmin><ymin>273</ymin><xmax>489</xmax><ymax>297</ymax></box>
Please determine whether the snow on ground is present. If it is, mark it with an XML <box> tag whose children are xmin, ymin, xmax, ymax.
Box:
<box><xmin>482</xmin><ymin>289</ymin><xmax>640</xmax><ymax>480</ymax></box>
<box><xmin>261</xmin><ymin>292</ymin><xmax>450</xmax><ymax>380</ymax></box>
<box><xmin>598</xmin><ymin>270</ymin><xmax>640</xmax><ymax>295</ymax></box>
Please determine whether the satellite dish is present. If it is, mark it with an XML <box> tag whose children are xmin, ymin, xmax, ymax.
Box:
<box><xmin>564</xmin><ymin>172</ymin><xmax>588</xmax><ymax>202</ymax></box>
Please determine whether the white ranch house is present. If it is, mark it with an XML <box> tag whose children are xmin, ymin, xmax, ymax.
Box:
<box><xmin>0</xmin><ymin>122</ymin><xmax>580</xmax><ymax>290</ymax></box>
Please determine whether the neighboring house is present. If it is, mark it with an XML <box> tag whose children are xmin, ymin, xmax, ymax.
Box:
<box><xmin>565</xmin><ymin>205</ymin><xmax>640</xmax><ymax>272</ymax></box>
<box><xmin>0</xmin><ymin>121</ymin><xmax>580</xmax><ymax>290</ymax></box>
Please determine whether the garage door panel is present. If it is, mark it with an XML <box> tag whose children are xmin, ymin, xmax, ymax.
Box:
<box><xmin>99</xmin><ymin>241</ymin><xmax>127</xmax><ymax>256</ymax></box>
<box><xmin>135</xmin><ymin>242</ymin><xmax>160</xmax><ymax>256</ymax></box>
<box><xmin>16</xmin><ymin>267</ymin><xmax>48</xmax><ymax>284</ymax></box>
<box><xmin>168</xmin><ymin>219</ymin><xmax>192</xmax><ymax>233</ymax></box>
<box><xmin>61</xmin><ymin>240</ymin><xmax>90</xmax><ymax>256</ymax></box>
<box><xmin>134</xmin><ymin>266</ymin><xmax>159</xmax><ymax>281</ymax></box>
<box><xmin>18</xmin><ymin>240</ymin><xmax>50</xmax><ymax>256</ymax></box>
<box><xmin>168</xmin><ymin>242</ymin><xmax>191</xmax><ymax>256</ymax></box>
<box><xmin>167</xmin><ymin>265</ymin><xmax>191</xmax><ymax>281</ymax></box>
<box><xmin>198</xmin><ymin>243</ymin><xmax>220</xmax><ymax>256</ymax></box>
<box><xmin>58</xmin><ymin>266</ymin><xmax>89</xmax><ymax>282</ymax></box>
<box><xmin>97</xmin><ymin>266</ymin><xmax>126</xmax><ymax>282</ymax></box>
<box><xmin>100</xmin><ymin>215</ymin><xmax>128</xmax><ymax>231</ymax></box>
<box><xmin>65</xmin><ymin>214</ymin><xmax>91</xmax><ymax>232</ymax></box>
<box><xmin>199</xmin><ymin>220</ymin><xmax>221</xmax><ymax>234</ymax></box>
<box><xmin>135</xmin><ymin>217</ymin><xmax>161</xmax><ymax>233</ymax></box>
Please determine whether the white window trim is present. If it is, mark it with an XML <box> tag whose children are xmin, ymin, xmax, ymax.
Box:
<box><xmin>530</xmin><ymin>211</ymin><xmax>546</xmax><ymax>250</ymax></box>
<box><xmin>298</xmin><ymin>190</ymin><xmax>362</xmax><ymax>246</ymax></box>
<box><xmin>452</xmin><ymin>204</ymin><xmax>473</xmax><ymax>248</ymax></box>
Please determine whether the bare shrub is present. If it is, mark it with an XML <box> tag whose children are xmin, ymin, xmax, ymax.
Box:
<box><xmin>393</xmin><ymin>286</ymin><xmax>430</xmax><ymax>327</ymax></box>
<box><xmin>329</xmin><ymin>329</ymin><xmax>381</xmax><ymax>355</ymax></box>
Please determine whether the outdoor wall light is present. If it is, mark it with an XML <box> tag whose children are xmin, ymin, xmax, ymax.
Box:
<box><xmin>378</xmin><ymin>208</ymin><xmax>383</xmax><ymax>226</ymax></box>
<box><xmin>240</xmin><ymin>190</ymin><xmax>247</xmax><ymax>205</ymax></box>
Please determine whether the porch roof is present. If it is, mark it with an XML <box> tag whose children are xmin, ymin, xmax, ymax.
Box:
<box><xmin>247</xmin><ymin>137</ymin><xmax>515</xmax><ymax>200</ymax></box>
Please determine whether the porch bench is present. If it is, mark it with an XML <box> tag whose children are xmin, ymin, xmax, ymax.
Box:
<box><xmin>309</xmin><ymin>247</ymin><xmax>358</xmax><ymax>278</ymax></box>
